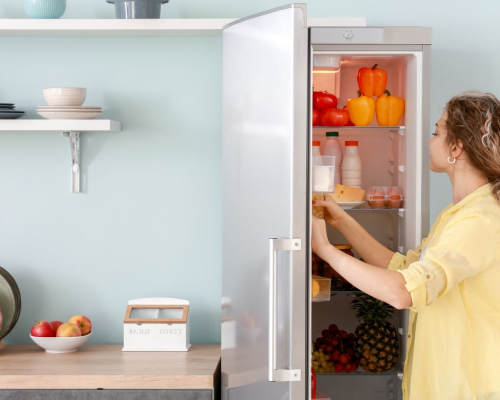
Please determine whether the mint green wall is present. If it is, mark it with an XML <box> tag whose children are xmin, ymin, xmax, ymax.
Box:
<box><xmin>0</xmin><ymin>1</ymin><xmax>497</xmax><ymax>344</ymax></box>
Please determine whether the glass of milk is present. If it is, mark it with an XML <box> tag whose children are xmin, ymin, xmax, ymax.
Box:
<box><xmin>313</xmin><ymin>156</ymin><xmax>335</xmax><ymax>193</ymax></box>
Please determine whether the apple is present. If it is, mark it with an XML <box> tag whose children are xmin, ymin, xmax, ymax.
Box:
<box><xmin>56</xmin><ymin>322</ymin><xmax>82</xmax><ymax>337</ymax></box>
<box><xmin>67</xmin><ymin>315</ymin><xmax>92</xmax><ymax>336</ymax></box>
<box><xmin>31</xmin><ymin>321</ymin><xmax>55</xmax><ymax>337</ymax></box>
<box><xmin>50</xmin><ymin>321</ymin><xmax>63</xmax><ymax>332</ymax></box>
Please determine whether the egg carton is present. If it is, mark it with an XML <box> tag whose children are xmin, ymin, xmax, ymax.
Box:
<box><xmin>366</xmin><ymin>186</ymin><xmax>404</xmax><ymax>209</ymax></box>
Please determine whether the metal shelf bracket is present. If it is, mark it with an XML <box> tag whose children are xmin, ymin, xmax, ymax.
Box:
<box><xmin>63</xmin><ymin>131</ymin><xmax>81</xmax><ymax>193</ymax></box>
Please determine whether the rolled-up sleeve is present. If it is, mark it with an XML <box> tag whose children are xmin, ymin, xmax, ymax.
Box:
<box><xmin>387</xmin><ymin>238</ymin><xmax>428</xmax><ymax>272</ymax></box>
<box><xmin>398</xmin><ymin>211</ymin><xmax>499</xmax><ymax>312</ymax></box>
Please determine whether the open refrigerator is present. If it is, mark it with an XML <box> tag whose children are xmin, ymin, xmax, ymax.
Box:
<box><xmin>221</xmin><ymin>4</ymin><xmax>431</xmax><ymax>400</ymax></box>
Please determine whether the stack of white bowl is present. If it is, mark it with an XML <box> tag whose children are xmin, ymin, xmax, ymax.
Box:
<box><xmin>37</xmin><ymin>88</ymin><xmax>102</xmax><ymax>120</ymax></box>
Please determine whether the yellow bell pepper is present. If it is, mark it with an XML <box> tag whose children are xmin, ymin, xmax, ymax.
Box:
<box><xmin>346</xmin><ymin>91</ymin><xmax>376</xmax><ymax>126</ymax></box>
<box><xmin>376</xmin><ymin>90</ymin><xmax>405</xmax><ymax>126</ymax></box>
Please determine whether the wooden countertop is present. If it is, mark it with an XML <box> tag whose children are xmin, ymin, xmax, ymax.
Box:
<box><xmin>0</xmin><ymin>345</ymin><xmax>220</xmax><ymax>390</ymax></box>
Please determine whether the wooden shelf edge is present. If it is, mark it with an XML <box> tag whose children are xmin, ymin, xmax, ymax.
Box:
<box><xmin>0</xmin><ymin>375</ymin><xmax>215</xmax><ymax>390</ymax></box>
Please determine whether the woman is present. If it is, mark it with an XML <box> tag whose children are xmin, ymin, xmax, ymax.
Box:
<box><xmin>312</xmin><ymin>91</ymin><xmax>500</xmax><ymax>400</ymax></box>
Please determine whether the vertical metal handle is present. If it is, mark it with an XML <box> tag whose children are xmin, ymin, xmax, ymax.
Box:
<box><xmin>268</xmin><ymin>238</ymin><xmax>302</xmax><ymax>382</ymax></box>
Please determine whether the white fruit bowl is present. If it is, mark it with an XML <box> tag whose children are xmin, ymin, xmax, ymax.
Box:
<box><xmin>43</xmin><ymin>87</ymin><xmax>86</xmax><ymax>107</ymax></box>
<box><xmin>30</xmin><ymin>332</ymin><xmax>91</xmax><ymax>353</ymax></box>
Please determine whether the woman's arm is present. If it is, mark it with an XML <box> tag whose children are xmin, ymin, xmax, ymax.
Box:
<box><xmin>314</xmin><ymin>196</ymin><xmax>395</xmax><ymax>269</ymax></box>
<box><xmin>337</xmin><ymin>213</ymin><xmax>395</xmax><ymax>269</ymax></box>
<box><xmin>313</xmin><ymin>217</ymin><xmax>411</xmax><ymax>309</ymax></box>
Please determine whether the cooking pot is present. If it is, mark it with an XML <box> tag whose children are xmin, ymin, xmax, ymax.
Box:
<box><xmin>106</xmin><ymin>0</ymin><xmax>169</xmax><ymax>19</ymax></box>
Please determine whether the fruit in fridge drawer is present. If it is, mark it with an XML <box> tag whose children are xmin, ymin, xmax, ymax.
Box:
<box><xmin>346</xmin><ymin>94</ymin><xmax>375</xmax><ymax>126</ymax></box>
<box><xmin>50</xmin><ymin>321</ymin><xmax>63</xmax><ymax>332</ymax></box>
<box><xmin>319</xmin><ymin>107</ymin><xmax>349</xmax><ymax>127</ymax></box>
<box><xmin>313</xmin><ymin>91</ymin><xmax>338</xmax><ymax>110</ymax></box>
<box><xmin>312</xmin><ymin>108</ymin><xmax>321</xmax><ymax>126</ymax></box>
<box><xmin>357</xmin><ymin>64</ymin><xmax>388</xmax><ymax>97</ymax></box>
<box><xmin>68</xmin><ymin>315</ymin><xmax>92</xmax><ymax>335</ymax></box>
<box><xmin>31</xmin><ymin>321</ymin><xmax>56</xmax><ymax>337</ymax></box>
<box><xmin>351</xmin><ymin>295</ymin><xmax>399</xmax><ymax>372</ymax></box>
<box><xmin>376</xmin><ymin>90</ymin><xmax>405</xmax><ymax>126</ymax></box>
<box><xmin>56</xmin><ymin>322</ymin><xmax>82</xmax><ymax>337</ymax></box>
<box><xmin>312</xmin><ymin>280</ymin><xmax>320</xmax><ymax>299</ymax></box>
<box><xmin>328</xmin><ymin>324</ymin><xmax>338</xmax><ymax>334</ymax></box>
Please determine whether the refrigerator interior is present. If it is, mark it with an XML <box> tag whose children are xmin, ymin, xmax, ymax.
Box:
<box><xmin>310</xmin><ymin>52</ymin><xmax>423</xmax><ymax>400</ymax></box>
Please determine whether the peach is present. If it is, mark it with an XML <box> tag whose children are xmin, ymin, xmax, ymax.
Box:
<box><xmin>68</xmin><ymin>315</ymin><xmax>92</xmax><ymax>336</ymax></box>
<box><xmin>56</xmin><ymin>322</ymin><xmax>82</xmax><ymax>337</ymax></box>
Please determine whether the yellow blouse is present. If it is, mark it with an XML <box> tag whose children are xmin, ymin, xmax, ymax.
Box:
<box><xmin>388</xmin><ymin>183</ymin><xmax>500</xmax><ymax>400</ymax></box>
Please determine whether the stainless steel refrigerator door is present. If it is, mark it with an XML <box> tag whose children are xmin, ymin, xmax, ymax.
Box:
<box><xmin>222</xmin><ymin>4</ymin><xmax>309</xmax><ymax>400</ymax></box>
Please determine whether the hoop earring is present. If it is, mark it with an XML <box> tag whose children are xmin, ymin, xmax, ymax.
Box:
<box><xmin>447</xmin><ymin>156</ymin><xmax>456</xmax><ymax>164</ymax></box>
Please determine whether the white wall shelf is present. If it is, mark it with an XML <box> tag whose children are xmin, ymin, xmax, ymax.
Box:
<box><xmin>0</xmin><ymin>18</ymin><xmax>366</xmax><ymax>37</ymax></box>
<box><xmin>0</xmin><ymin>119</ymin><xmax>121</xmax><ymax>194</ymax></box>
<box><xmin>0</xmin><ymin>119</ymin><xmax>121</xmax><ymax>132</ymax></box>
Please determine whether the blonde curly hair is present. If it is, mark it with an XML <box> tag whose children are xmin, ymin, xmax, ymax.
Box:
<box><xmin>445</xmin><ymin>91</ymin><xmax>500</xmax><ymax>201</ymax></box>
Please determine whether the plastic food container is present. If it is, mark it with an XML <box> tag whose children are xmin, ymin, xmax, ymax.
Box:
<box><xmin>366</xmin><ymin>186</ymin><xmax>404</xmax><ymax>209</ymax></box>
<box><xmin>387</xmin><ymin>186</ymin><xmax>404</xmax><ymax>208</ymax></box>
<box><xmin>366</xmin><ymin>186</ymin><xmax>387</xmax><ymax>209</ymax></box>
<box><xmin>312</xmin><ymin>275</ymin><xmax>331</xmax><ymax>302</ymax></box>
<box><xmin>106</xmin><ymin>0</ymin><xmax>169</xmax><ymax>19</ymax></box>
<box><xmin>313</xmin><ymin>156</ymin><xmax>335</xmax><ymax>193</ymax></box>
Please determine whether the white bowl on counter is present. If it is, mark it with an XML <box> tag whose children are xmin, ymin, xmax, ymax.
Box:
<box><xmin>30</xmin><ymin>332</ymin><xmax>92</xmax><ymax>353</ymax></box>
<box><xmin>43</xmin><ymin>88</ymin><xmax>87</xmax><ymax>107</ymax></box>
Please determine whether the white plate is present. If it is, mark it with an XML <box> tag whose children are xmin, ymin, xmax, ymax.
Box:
<box><xmin>37</xmin><ymin>106</ymin><xmax>101</xmax><ymax>110</ymax></box>
<box><xmin>338</xmin><ymin>201</ymin><xmax>364</xmax><ymax>210</ymax></box>
<box><xmin>37</xmin><ymin>111</ymin><xmax>103</xmax><ymax>120</ymax></box>
<box><xmin>30</xmin><ymin>332</ymin><xmax>92</xmax><ymax>353</ymax></box>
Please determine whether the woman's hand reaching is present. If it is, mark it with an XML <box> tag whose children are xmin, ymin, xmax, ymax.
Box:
<box><xmin>313</xmin><ymin>194</ymin><xmax>347</xmax><ymax>229</ymax></box>
<box><xmin>311</xmin><ymin>216</ymin><xmax>332</xmax><ymax>259</ymax></box>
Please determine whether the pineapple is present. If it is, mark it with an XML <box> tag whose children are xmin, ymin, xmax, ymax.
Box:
<box><xmin>350</xmin><ymin>295</ymin><xmax>399</xmax><ymax>372</ymax></box>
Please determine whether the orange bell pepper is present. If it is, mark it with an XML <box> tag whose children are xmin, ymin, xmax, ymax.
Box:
<box><xmin>346</xmin><ymin>91</ymin><xmax>376</xmax><ymax>126</ymax></box>
<box><xmin>357</xmin><ymin>64</ymin><xmax>387</xmax><ymax>97</ymax></box>
<box><xmin>376</xmin><ymin>90</ymin><xmax>405</xmax><ymax>126</ymax></box>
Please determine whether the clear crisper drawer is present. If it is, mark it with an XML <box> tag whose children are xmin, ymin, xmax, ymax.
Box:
<box><xmin>312</xmin><ymin>275</ymin><xmax>331</xmax><ymax>302</ymax></box>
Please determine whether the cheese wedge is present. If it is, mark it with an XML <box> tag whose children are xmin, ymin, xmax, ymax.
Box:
<box><xmin>330</xmin><ymin>184</ymin><xmax>365</xmax><ymax>202</ymax></box>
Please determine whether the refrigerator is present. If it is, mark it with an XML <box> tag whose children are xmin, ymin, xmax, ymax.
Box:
<box><xmin>221</xmin><ymin>4</ymin><xmax>431</xmax><ymax>400</ymax></box>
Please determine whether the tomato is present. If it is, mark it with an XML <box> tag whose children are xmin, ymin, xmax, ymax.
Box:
<box><xmin>320</xmin><ymin>108</ymin><xmax>349</xmax><ymax>127</ymax></box>
<box><xmin>312</xmin><ymin>108</ymin><xmax>321</xmax><ymax>126</ymax></box>
<box><xmin>313</xmin><ymin>91</ymin><xmax>338</xmax><ymax>110</ymax></box>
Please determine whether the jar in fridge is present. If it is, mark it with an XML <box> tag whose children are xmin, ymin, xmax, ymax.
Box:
<box><xmin>341</xmin><ymin>141</ymin><xmax>362</xmax><ymax>188</ymax></box>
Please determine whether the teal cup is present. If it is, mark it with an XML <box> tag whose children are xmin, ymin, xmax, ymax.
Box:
<box><xmin>24</xmin><ymin>0</ymin><xmax>67</xmax><ymax>19</ymax></box>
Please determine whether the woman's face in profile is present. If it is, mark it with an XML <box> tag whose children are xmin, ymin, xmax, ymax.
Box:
<box><xmin>429</xmin><ymin>111</ymin><xmax>450</xmax><ymax>173</ymax></box>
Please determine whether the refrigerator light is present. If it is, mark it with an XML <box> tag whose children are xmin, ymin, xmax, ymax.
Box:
<box><xmin>313</xmin><ymin>69</ymin><xmax>339</xmax><ymax>74</ymax></box>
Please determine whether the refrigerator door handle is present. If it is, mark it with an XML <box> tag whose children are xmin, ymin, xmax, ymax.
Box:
<box><xmin>268</xmin><ymin>238</ymin><xmax>302</xmax><ymax>382</ymax></box>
